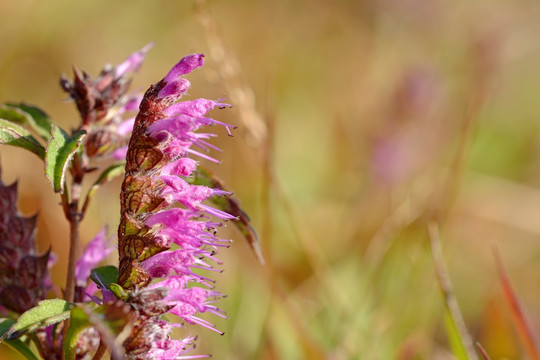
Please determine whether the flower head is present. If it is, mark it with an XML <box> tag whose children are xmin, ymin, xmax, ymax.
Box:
<box><xmin>60</xmin><ymin>44</ymin><xmax>153</xmax><ymax>159</ymax></box>
<box><xmin>117</xmin><ymin>53</ymin><xmax>234</xmax><ymax>358</ymax></box>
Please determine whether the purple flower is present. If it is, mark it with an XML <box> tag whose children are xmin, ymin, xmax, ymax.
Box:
<box><xmin>117</xmin><ymin>53</ymin><xmax>234</xmax><ymax>358</ymax></box>
<box><xmin>61</xmin><ymin>45</ymin><xmax>152</xmax><ymax>159</ymax></box>
<box><xmin>115</xmin><ymin>43</ymin><xmax>153</xmax><ymax>78</ymax></box>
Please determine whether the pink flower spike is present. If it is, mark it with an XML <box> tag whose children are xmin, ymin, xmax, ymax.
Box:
<box><xmin>163</xmin><ymin>54</ymin><xmax>205</xmax><ymax>83</ymax></box>
<box><xmin>148</xmin><ymin>337</ymin><xmax>210</xmax><ymax>360</ymax></box>
<box><xmin>163</xmin><ymin>98</ymin><xmax>230</xmax><ymax>118</ymax></box>
<box><xmin>199</xmin><ymin>204</ymin><xmax>237</xmax><ymax>220</ymax></box>
<box><xmin>186</xmin><ymin>148</ymin><xmax>220</xmax><ymax>163</ymax></box>
<box><xmin>115</xmin><ymin>42</ymin><xmax>154</xmax><ymax>78</ymax></box>
<box><xmin>149</xmin><ymin>276</ymin><xmax>190</xmax><ymax>291</ymax></box>
<box><xmin>161</xmin><ymin>158</ymin><xmax>198</xmax><ymax>176</ymax></box>
<box><xmin>75</xmin><ymin>227</ymin><xmax>114</xmax><ymax>287</ymax></box>
<box><xmin>145</xmin><ymin>208</ymin><xmax>191</xmax><ymax>228</ymax></box>
<box><xmin>158</xmin><ymin>79</ymin><xmax>191</xmax><ymax>100</ymax></box>
<box><xmin>123</xmin><ymin>95</ymin><xmax>143</xmax><ymax>112</ymax></box>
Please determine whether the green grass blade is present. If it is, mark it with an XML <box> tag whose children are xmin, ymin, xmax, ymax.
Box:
<box><xmin>428</xmin><ymin>223</ymin><xmax>478</xmax><ymax>360</ymax></box>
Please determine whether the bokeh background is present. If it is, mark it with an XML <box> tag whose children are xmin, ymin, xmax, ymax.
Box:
<box><xmin>2</xmin><ymin>0</ymin><xmax>540</xmax><ymax>359</ymax></box>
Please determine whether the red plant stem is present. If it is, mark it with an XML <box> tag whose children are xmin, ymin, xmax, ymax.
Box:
<box><xmin>64</xmin><ymin>202</ymin><xmax>80</xmax><ymax>303</ymax></box>
<box><xmin>494</xmin><ymin>248</ymin><xmax>540</xmax><ymax>360</ymax></box>
<box><xmin>64</xmin><ymin>153</ymin><xmax>84</xmax><ymax>304</ymax></box>
<box><xmin>476</xmin><ymin>342</ymin><xmax>492</xmax><ymax>360</ymax></box>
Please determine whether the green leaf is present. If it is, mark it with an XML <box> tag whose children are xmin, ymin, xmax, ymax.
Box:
<box><xmin>429</xmin><ymin>223</ymin><xmax>477</xmax><ymax>360</ymax></box>
<box><xmin>6</xmin><ymin>299</ymin><xmax>71</xmax><ymax>340</ymax></box>
<box><xmin>45</xmin><ymin>125</ymin><xmax>86</xmax><ymax>193</ymax></box>
<box><xmin>0</xmin><ymin>119</ymin><xmax>45</xmax><ymax>159</ymax></box>
<box><xmin>109</xmin><ymin>283</ymin><xmax>128</xmax><ymax>300</ymax></box>
<box><xmin>3</xmin><ymin>339</ymin><xmax>39</xmax><ymax>360</ymax></box>
<box><xmin>0</xmin><ymin>319</ymin><xmax>36</xmax><ymax>359</ymax></box>
<box><xmin>64</xmin><ymin>307</ymin><xmax>91</xmax><ymax>360</ymax></box>
<box><xmin>443</xmin><ymin>308</ymin><xmax>470</xmax><ymax>360</ymax></box>
<box><xmin>90</xmin><ymin>265</ymin><xmax>119</xmax><ymax>290</ymax></box>
<box><xmin>0</xmin><ymin>318</ymin><xmax>15</xmax><ymax>340</ymax></box>
<box><xmin>4</xmin><ymin>103</ymin><xmax>53</xmax><ymax>140</ymax></box>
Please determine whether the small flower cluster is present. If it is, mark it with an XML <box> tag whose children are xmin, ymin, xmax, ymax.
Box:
<box><xmin>117</xmin><ymin>53</ymin><xmax>235</xmax><ymax>357</ymax></box>
<box><xmin>60</xmin><ymin>44</ymin><xmax>152</xmax><ymax>160</ymax></box>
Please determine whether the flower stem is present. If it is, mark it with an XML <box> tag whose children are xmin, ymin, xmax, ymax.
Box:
<box><xmin>64</xmin><ymin>202</ymin><xmax>80</xmax><ymax>303</ymax></box>
<box><xmin>64</xmin><ymin>153</ymin><xmax>84</xmax><ymax>303</ymax></box>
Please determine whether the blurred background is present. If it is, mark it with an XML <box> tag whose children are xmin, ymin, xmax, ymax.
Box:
<box><xmin>2</xmin><ymin>0</ymin><xmax>540</xmax><ymax>358</ymax></box>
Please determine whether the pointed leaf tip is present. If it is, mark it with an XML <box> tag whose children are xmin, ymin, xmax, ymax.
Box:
<box><xmin>6</xmin><ymin>299</ymin><xmax>71</xmax><ymax>340</ymax></box>
<box><xmin>0</xmin><ymin>119</ymin><xmax>45</xmax><ymax>159</ymax></box>
<box><xmin>45</xmin><ymin>125</ymin><xmax>86</xmax><ymax>193</ymax></box>
<box><xmin>5</xmin><ymin>103</ymin><xmax>54</xmax><ymax>140</ymax></box>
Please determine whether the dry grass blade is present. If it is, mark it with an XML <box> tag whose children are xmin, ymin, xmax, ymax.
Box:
<box><xmin>428</xmin><ymin>222</ymin><xmax>478</xmax><ymax>360</ymax></box>
<box><xmin>493</xmin><ymin>248</ymin><xmax>540</xmax><ymax>360</ymax></box>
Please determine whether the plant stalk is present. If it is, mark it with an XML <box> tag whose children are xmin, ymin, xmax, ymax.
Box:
<box><xmin>64</xmin><ymin>153</ymin><xmax>84</xmax><ymax>303</ymax></box>
<box><xmin>64</xmin><ymin>202</ymin><xmax>80</xmax><ymax>304</ymax></box>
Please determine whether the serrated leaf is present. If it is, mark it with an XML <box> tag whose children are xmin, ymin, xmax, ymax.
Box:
<box><xmin>90</xmin><ymin>265</ymin><xmax>119</xmax><ymax>290</ymax></box>
<box><xmin>6</xmin><ymin>299</ymin><xmax>71</xmax><ymax>340</ymax></box>
<box><xmin>45</xmin><ymin>125</ymin><xmax>86</xmax><ymax>193</ymax></box>
<box><xmin>64</xmin><ymin>307</ymin><xmax>91</xmax><ymax>360</ymax></box>
<box><xmin>5</xmin><ymin>103</ymin><xmax>53</xmax><ymax>140</ymax></box>
<box><xmin>0</xmin><ymin>119</ymin><xmax>45</xmax><ymax>159</ymax></box>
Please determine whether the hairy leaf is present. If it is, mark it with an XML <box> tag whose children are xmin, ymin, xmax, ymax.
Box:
<box><xmin>0</xmin><ymin>119</ymin><xmax>45</xmax><ymax>159</ymax></box>
<box><xmin>45</xmin><ymin>125</ymin><xmax>86</xmax><ymax>193</ymax></box>
<box><xmin>4</xmin><ymin>103</ymin><xmax>53</xmax><ymax>140</ymax></box>
<box><xmin>6</xmin><ymin>299</ymin><xmax>71</xmax><ymax>340</ymax></box>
